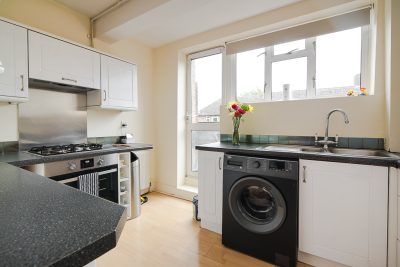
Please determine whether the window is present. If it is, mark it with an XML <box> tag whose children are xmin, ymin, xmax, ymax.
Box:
<box><xmin>235</xmin><ymin>26</ymin><xmax>369</xmax><ymax>102</ymax></box>
<box><xmin>236</xmin><ymin>48</ymin><xmax>265</xmax><ymax>102</ymax></box>
<box><xmin>315</xmin><ymin>28</ymin><xmax>363</xmax><ymax>97</ymax></box>
<box><xmin>187</xmin><ymin>48</ymin><xmax>222</xmax><ymax>179</ymax></box>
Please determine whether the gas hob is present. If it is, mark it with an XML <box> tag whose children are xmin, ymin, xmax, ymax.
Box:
<box><xmin>28</xmin><ymin>143</ymin><xmax>103</xmax><ymax>156</ymax></box>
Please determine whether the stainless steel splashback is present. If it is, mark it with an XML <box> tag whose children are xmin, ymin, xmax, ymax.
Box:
<box><xmin>19</xmin><ymin>89</ymin><xmax>87</xmax><ymax>149</ymax></box>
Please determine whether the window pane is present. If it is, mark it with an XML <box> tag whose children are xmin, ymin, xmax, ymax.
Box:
<box><xmin>274</xmin><ymin>39</ymin><xmax>305</xmax><ymax>55</ymax></box>
<box><xmin>272</xmin><ymin>57</ymin><xmax>307</xmax><ymax>100</ymax></box>
<box><xmin>191</xmin><ymin>54</ymin><xmax>222</xmax><ymax>123</ymax></box>
<box><xmin>316</xmin><ymin>28</ymin><xmax>362</xmax><ymax>97</ymax></box>
<box><xmin>191</xmin><ymin>131</ymin><xmax>220</xmax><ymax>172</ymax></box>
<box><xmin>236</xmin><ymin>48</ymin><xmax>265</xmax><ymax>102</ymax></box>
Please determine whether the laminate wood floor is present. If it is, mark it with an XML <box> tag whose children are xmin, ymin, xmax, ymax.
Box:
<box><xmin>97</xmin><ymin>192</ymin><xmax>311</xmax><ymax>267</ymax></box>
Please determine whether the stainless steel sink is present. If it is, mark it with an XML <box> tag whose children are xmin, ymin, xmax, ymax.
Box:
<box><xmin>257</xmin><ymin>145</ymin><xmax>398</xmax><ymax>158</ymax></box>
<box><xmin>256</xmin><ymin>145</ymin><xmax>302</xmax><ymax>152</ymax></box>
<box><xmin>299</xmin><ymin>147</ymin><xmax>326</xmax><ymax>153</ymax></box>
<box><xmin>300</xmin><ymin>147</ymin><xmax>397</xmax><ymax>158</ymax></box>
<box><xmin>330</xmin><ymin>148</ymin><xmax>395</xmax><ymax>157</ymax></box>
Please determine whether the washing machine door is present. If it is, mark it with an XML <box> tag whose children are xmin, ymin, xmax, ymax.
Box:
<box><xmin>228</xmin><ymin>176</ymin><xmax>286</xmax><ymax>234</ymax></box>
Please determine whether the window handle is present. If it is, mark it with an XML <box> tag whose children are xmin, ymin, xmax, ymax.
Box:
<box><xmin>20</xmin><ymin>75</ymin><xmax>24</xmax><ymax>91</ymax></box>
<box><xmin>103</xmin><ymin>90</ymin><xmax>107</xmax><ymax>101</ymax></box>
<box><xmin>62</xmin><ymin>77</ymin><xmax>77</xmax><ymax>83</ymax></box>
<box><xmin>286</xmin><ymin>48</ymin><xmax>299</xmax><ymax>55</ymax></box>
<box><xmin>185</xmin><ymin>113</ymin><xmax>192</xmax><ymax>121</ymax></box>
<box><xmin>312</xmin><ymin>76</ymin><xmax>316</xmax><ymax>89</ymax></box>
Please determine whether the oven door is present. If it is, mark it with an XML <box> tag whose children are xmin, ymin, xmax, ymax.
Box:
<box><xmin>50</xmin><ymin>165</ymin><xmax>119</xmax><ymax>203</ymax></box>
<box><xmin>98</xmin><ymin>168</ymin><xmax>118</xmax><ymax>203</ymax></box>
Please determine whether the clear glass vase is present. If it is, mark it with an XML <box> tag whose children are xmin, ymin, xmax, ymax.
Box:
<box><xmin>232</xmin><ymin>117</ymin><xmax>241</xmax><ymax>145</ymax></box>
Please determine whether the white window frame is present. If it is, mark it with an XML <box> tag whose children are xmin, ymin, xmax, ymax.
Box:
<box><xmin>186</xmin><ymin>47</ymin><xmax>224</xmax><ymax>181</ymax></box>
<box><xmin>228</xmin><ymin>26</ymin><xmax>370</xmax><ymax>104</ymax></box>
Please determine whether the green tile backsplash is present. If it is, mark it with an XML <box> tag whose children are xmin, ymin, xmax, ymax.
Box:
<box><xmin>220</xmin><ymin>134</ymin><xmax>384</xmax><ymax>150</ymax></box>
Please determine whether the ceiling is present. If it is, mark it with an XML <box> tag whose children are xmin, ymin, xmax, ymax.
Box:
<box><xmin>56</xmin><ymin>0</ymin><xmax>118</xmax><ymax>18</ymax></box>
<box><xmin>56</xmin><ymin>0</ymin><xmax>302</xmax><ymax>47</ymax></box>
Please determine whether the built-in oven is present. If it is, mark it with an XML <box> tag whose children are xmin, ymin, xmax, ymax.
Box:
<box><xmin>22</xmin><ymin>153</ymin><xmax>119</xmax><ymax>203</ymax></box>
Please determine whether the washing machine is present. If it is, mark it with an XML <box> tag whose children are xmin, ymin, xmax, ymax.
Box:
<box><xmin>222</xmin><ymin>154</ymin><xmax>299</xmax><ymax>267</ymax></box>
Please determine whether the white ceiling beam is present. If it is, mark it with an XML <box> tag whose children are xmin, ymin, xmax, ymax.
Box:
<box><xmin>93</xmin><ymin>0</ymin><xmax>171</xmax><ymax>39</ymax></box>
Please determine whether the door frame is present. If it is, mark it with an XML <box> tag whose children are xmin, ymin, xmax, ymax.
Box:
<box><xmin>185</xmin><ymin>47</ymin><xmax>224</xmax><ymax>181</ymax></box>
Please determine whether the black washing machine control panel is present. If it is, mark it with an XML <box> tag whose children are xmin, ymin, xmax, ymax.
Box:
<box><xmin>224</xmin><ymin>154</ymin><xmax>298</xmax><ymax>180</ymax></box>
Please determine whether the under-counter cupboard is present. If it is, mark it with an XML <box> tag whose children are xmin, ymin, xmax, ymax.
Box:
<box><xmin>0</xmin><ymin>17</ymin><xmax>138</xmax><ymax>110</ymax></box>
<box><xmin>198</xmin><ymin>150</ymin><xmax>224</xmax><ymax>234</ymax></box>
<box><xmin>299</xmin><ymin>160</ymin><xmax>387</xmax><ymax>267</ymax></box>
<box><xmin>0</xmin><ymin>19</ymin><xmax>28</xmax><ymax>102</ymax></box>
<box><xmin>198</xmin><ymin>150</ymin><xmax>389</xmax><ymax>267</ymax></box>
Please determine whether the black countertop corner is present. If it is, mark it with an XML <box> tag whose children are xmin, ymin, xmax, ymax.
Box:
<box><xmin>196</xmin><ymin>142</ymin><xmax>400</xmax><ymax>167</ymax></box>
<box><xmin>0</xmin><ymin>163</ymin><xmax>127</xmax><ymax>267</ymax></box>
<box><xmin>0</xmin><ymin>143</ymin><xmax>154</xmax><ymax>266</ymax></box>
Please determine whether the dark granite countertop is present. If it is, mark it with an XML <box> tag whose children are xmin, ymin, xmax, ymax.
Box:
<box><xmin>0</xmin><ymin>143</ymin><xmax>153</xmax><ymax>167</ymax></box>
<box><xmin>0</xmin><ymin>163</ymin><xmax>126</xmax><ymax>267</ymax></box>
<box><xmin>196</xmin><ymin>142</ymin><xmax>400</xmax><ymax>167</ymax></box>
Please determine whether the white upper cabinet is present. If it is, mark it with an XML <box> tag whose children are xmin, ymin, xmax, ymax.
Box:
<box><xmin>28</xmin><ymin>31</ymin><xmax>100</xmax><ymax>89</ymax></box>
<box><xmin>87</xmin><ymin>55</ymin><xmax>138</xmax><ymax>110</ymax></box>
<box><xmin>299</xmin><ymin>160</ymin><xmax>388</xmax><ymax>267</ymax></box>
<box><xmin>0</xmin><ymin>20</ymin><xmax>28</xmax><ymax>102</ymax></box>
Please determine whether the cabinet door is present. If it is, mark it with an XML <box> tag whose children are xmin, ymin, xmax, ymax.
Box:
<box><xmin>29</xmin><ymin>31</ymin><xmax>100</xmax><ymax>89</ymax></box>
<box><xmin>0</xmin><ymin>21</ymin><xmax>28</xmax><ymax>99</ymax></box>
<box><xmin>198</xmin><ymin>150</ymin><xmax>223</xmax><ymax>234</ymax></box>
<box><xmin>101</xmin><ymin>55</ymin><xmax>137</xmax><ymax>109</ymax></box>
<box><xmin>299</xmin><ymin>160</ymin><xmax>388</xmax><ymax>267</ymax></box>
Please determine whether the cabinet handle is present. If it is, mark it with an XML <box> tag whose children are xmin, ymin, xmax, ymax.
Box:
<box><xmin>218</xmin><ymin>157</ymin><xmax>222</xmax><ymax>170</ymax></box>
<box><xmin>103</xmin><ymin>90</ymin><xmax>107</xmax><ymax>101</ymax></box>
<box><xmin>302</xmin><ymin>166</ymin><xmax>306</xmax><ymax>183</ymax></box>
<box><xmin>20</xmin><ymin>75</ymin><xmax>24</xmax><ymax>91</ymax></box>
<box><xmin>62</xmin><ymin>77</ymin><xmax>77</xmax><ymax>83</ymax></box>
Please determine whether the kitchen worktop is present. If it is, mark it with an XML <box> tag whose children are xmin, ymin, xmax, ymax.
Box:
<box><xmin>0</xmin><ymin>143</ymin><xmax>153</xmax><ymax>266</ymax></box>
<box><xmin>0</xmin><ymin>162</ymin><xmax>126</xmax><ymax>267</ymax></box>
<box><xmin>196</xmin><ymin>142</ymin><xmax>400</xmax><ymax>167</ymax></box>
<box><xmin>0</xmin><ymin>143</ymin><xmax>153</xmax><ymax>167</ymax></box>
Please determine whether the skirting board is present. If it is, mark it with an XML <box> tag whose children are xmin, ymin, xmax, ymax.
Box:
<box><xmin>298</xmin><ymin>251</ymin><xmax>349</xmax><ymax>267</ymax></box>
<box><xmin>152</xmin><ymin>183</ymin><xmax>196</xmax><ymax>201</ymax></box>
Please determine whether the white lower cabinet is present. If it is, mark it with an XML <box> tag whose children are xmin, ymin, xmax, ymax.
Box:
<box><xmin>198</xmin><ymin>150</ymin><xmax>223</xmax><ymax>234</ymax></box>
<box><xmin>299</xmin><ymin>160</ymin><xmax>388</xmax><ymax>267</ymax></box>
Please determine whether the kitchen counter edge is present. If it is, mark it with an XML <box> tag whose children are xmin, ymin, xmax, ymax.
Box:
<box><xmin>1</xmin><ymin>143</ymin><xmax>153</xmax><ymax>167</ymax></box>
<box><xmin>196</xmin><ymin>142</ymin><xmax>400</xmax><ymax>168</ymax></box>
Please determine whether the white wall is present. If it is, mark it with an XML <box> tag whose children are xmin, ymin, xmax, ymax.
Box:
<box><xmin>220</xmin><ymin>96</ymin><xmax>386</xmax><ymax>138</ymax></box>
<box><xmin>384</xmin><ymin>0</ymin><xmax>400</xmax><ymax>151</ymax></box>
<box><xmin>0</xmin><ymin>0</ymin><xmax>90</xmax><ymax>142</ymax></box>
<box><xmin>152</xmin><ymin>0</ymin><xmax>389</xmax><ymax>198</ymax></box>
<box><xmin>0</xmin><ymin>0</ymin><xmax>396</xmax><ymax>200</ymax></box>
<box><xmin>0</xmin><ymin>0</ymin><xmax>154</xmax><ymax>144</ymax></box>
<box><xmin>0</xmin><ymin>0</ymin><xmax>155</xmax><ymax>185</ymax></box>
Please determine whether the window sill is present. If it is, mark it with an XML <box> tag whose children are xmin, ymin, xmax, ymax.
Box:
<box><xmin>237</xmin><ymin>94</ymin><xmax>374</xmax><ymax>105</ymax></box>
<box><xmin>177</xmin><ymin>184</ymin><xmax>198</xmax><ymax>194</ymax></box>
